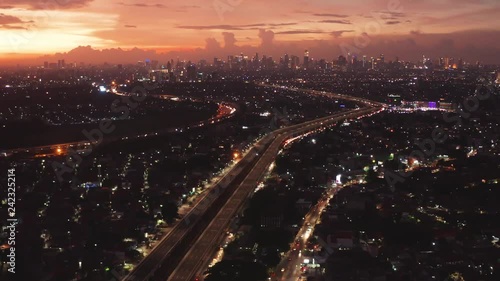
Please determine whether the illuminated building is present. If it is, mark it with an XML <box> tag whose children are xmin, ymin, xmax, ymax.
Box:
<box><xmin>284</xmin><ymin>53</ymin><xmax>290</xmax><ymax>68</ymax></box>
<box><xmin>444</xmin><ymin>57</ymin><xmax>450</xmax><ymax>69</ymax></box>
<box><xmin>303</xmin><ymin>50</ymin><xmax>310</xmax><ymax>69</ymax></box>
<box><xmin>186</xmin><ymin>63</ymin><xmax>197</xmax><ymax>82</ymax></box>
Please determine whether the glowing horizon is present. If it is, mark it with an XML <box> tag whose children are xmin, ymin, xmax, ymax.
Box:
<box><xmin>0</xmin><ymin>0</ymin><xmax>499</xmax><ymax>63</ymax></box>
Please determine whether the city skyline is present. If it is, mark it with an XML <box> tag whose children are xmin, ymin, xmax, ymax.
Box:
<box><xmin>1</xmin><ymin>0</ymin><xmax>500</xmax><ymax>64</ymax></box>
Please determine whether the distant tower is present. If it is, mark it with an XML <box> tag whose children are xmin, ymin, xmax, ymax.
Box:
<box><xmin>444</xmin><ymin>57</ymin><xmax>450</xmax><ymax>69</ymax></box>
<box><xmin>303</xmin><ymin>50</ymin><xmax>310</xmax><ymax>68</ymax></box>
<box><xmin>187</xmin><ymin>63</ymin><xmax>197</xmax><ymax>82</ymax></box>
<box><xmin>337</xmin><ymin>55</ymin><xmax>347</xmax><ymax>66</ymax></box>
<box><xmin>284</xmin><ymin>53</ymin><xmax>290</xmax><ymax>68</ymax></box>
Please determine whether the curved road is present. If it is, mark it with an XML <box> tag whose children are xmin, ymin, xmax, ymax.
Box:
<box><xmin>166</xmin><ymin>86</ymin><xmax>386</xmax><ymax>281</ymax></box>
<box><xmin>124</xmin><ymin>86</ymin><xmax>386</xmax><ymax>281</ymax></box>
<box><xmin>0</xmin><ymin>95</ymin><xmax>237</xmax><ymax>158</ymax></box>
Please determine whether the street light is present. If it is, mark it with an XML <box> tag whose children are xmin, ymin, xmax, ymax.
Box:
<box><xmin>233</xmin><ymin>152</ymin><xmax>241</xmax><ymax>160</ymax></box>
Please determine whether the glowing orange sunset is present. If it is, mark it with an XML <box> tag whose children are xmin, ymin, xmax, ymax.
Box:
<box><xmin>0</xmin><ymin>0</ymin><xmax>499</xmax><ymax>64</ymax></box>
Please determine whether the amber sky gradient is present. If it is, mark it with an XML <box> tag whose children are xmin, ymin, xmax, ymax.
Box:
<box><xmin>0</xmin><ymin>0</ymin><xmax>500</xmax><ymax>64</ymax></box>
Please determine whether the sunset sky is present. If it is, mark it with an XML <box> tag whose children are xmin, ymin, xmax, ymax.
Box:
<box><xmin>1</xmin><ymin>0</ymin><xmax>500</xmax><ymax>64</ymax></box>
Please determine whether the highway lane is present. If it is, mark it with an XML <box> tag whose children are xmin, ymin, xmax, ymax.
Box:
<box><xmin>167</xmin><ymin>106</ymin><xmax>383</xmax><ymax>281</ymax></box>
<box><xmin>168</xmin><ymin>123</ymin><xmax>288</xmax><ymax>281</ymax></box>
<box><xmin>122</xmin><ymin>136</ymin><xmax>270</xmax><ymax>281</ymax></box>
<box><xmin>126</xmin><ymin>86</ymin><xmax>384</xmax><ymax>281</ymax></box>
<box><xmin>166</xmin><ymin>84</ymin><xmax>386</xmax><ymax>281</ymax></box>
<box><xmin>123</xmin><ymin>131</ymin><xmax>285</xmax><ymax>281</ymax></box>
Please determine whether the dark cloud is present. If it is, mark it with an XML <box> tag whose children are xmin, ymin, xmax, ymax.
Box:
<box><xmin>258</xmin><ymin>29</ymin><xmax>274</xmax><ymax>47</ymax></box>
<box><xmin>318</xmin><ymin>20</ymin><xmax>352</xmax><ymax>25</ymax></box>
<box><xmin>0</xmin><ymin>13</ymin><xmax>32</xmax><ymax>29</ymax></box>
<box><xmin>313</xmin><ymin>13</ymin><xmax>349</xmax><ymax>18</ymax></box>
<box><xmin>331</xmin><ymin>30</ymin><xmax>355</xmax><ymax>38</ymax></box>
<box><xmin>222</xmin><ymin>32</ymin><xmax>237</xmax><ymax>48</ymax></box>
<box><xmin>117</xmin><ymin>2</ymin><xmax>166</xmax><ymax>8</ymax></box>
<box><xmin>205</xmin><ymin>37</ymin><xmax>221</xmax><ymax>50</ymax></box>
<box><xmin>1</xmin><ymin>25</ymin><xmax>27</xmax><ymax>30</ymax></box>
<box><xmin>177</xmin><ymin>23</ymin><xmax>298</xmax><ymax>31</ymax></box>
<box><xmin>178</xmin><ymin>25</ymin><xmax>244</xmax><ymax>31</ymax></box>
<box><xmin>386</xmin><ymin>21</ymin><xmax>401</xmax><ymax>25</ymax></box>
<box><xmin>267</xmin><ymin>23</ymin><xmax>298</xmax><ymax>27</ymax></box>
<box><xmin>124</xmin><ymin>25</ymin><xmax>137</xmax><ymax>28</ymax></box>
<box><xmin>378</xmin><ymin>11</ymin><xmax>406</xmax><ymax>18</ymax></box>
<box><xmin>275</xmin><ymin>30</ymin><xmax>327</xmax><ymax>35</ymax></box>
<box><xmin>117</xmin><ymin>2</ymin><xmax>199</xmax><ymax>11</ymax></box>
<box><xmin>0</xmin><ymin>0</ymin><xmax>94</xmax><ymax>9</ymax></box>
<box><xmin>0</xmin><ymin>14</ymin><xmax>23</xmax><ymax>25</ymax></box>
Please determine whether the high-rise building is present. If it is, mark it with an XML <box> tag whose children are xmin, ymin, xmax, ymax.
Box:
<box><xmin>319</xmin><ymin>59</ymin><xmax>326</xmax><ymax>70</ymax></box>
<box><xmin>186</xmin><ymin>63</ymin><xmax>197</xmax><ymax>81</ymax></box>
<box><xmin>496</xmin><ymin>72</ymin><xmax>500</xmax><ymax>84</ymax></box>
<box><xmin>57</xmin><ymin>59</ymin><xmax>65</xmax><ymax>69</ymax></box>
<box><xmin>284</xmin><ymin>53</ymin><xmax>290</xmax><ymax>68</ymax></box>
<box><xmin>227</xmin><ymin>55</ymin><xmax>234</xmax><ymax>69</ymax></box>
<box><xmin>291</xmin><ymin>56</ymin><xmax>299</xmax><ymax>69</ymax></box>
<box><xmin>253</xmin><ymin>53</ymin><xmax>260</xmax><ymax>68</ymax></box>
<box><xmin>303</xmin><ymin>50</ymin><xmax>310</xmax><ymax>69</ymax></box>
<box><xmin>337</xmin><ymin>55</ymin><xmax>347</xmax><ymax>66</ymax></box>
<box><xmin>444</xmin><ymin>57</ymin><xmax>450</xmax><ymax>69</ymax></box>
<box><xmin>362</xmin><ymin>55</ymin><xmax>367</xmax><ymax>68</ymax></box>
<box><xmin>352</xmin><ymin>55</ymin><xmax>358</xmax><ymax>67</ymax></box>
<box><xmin>44</xmin><ymin>61</ymin><xmax>49</xmax><ymax>69</ymax></box>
